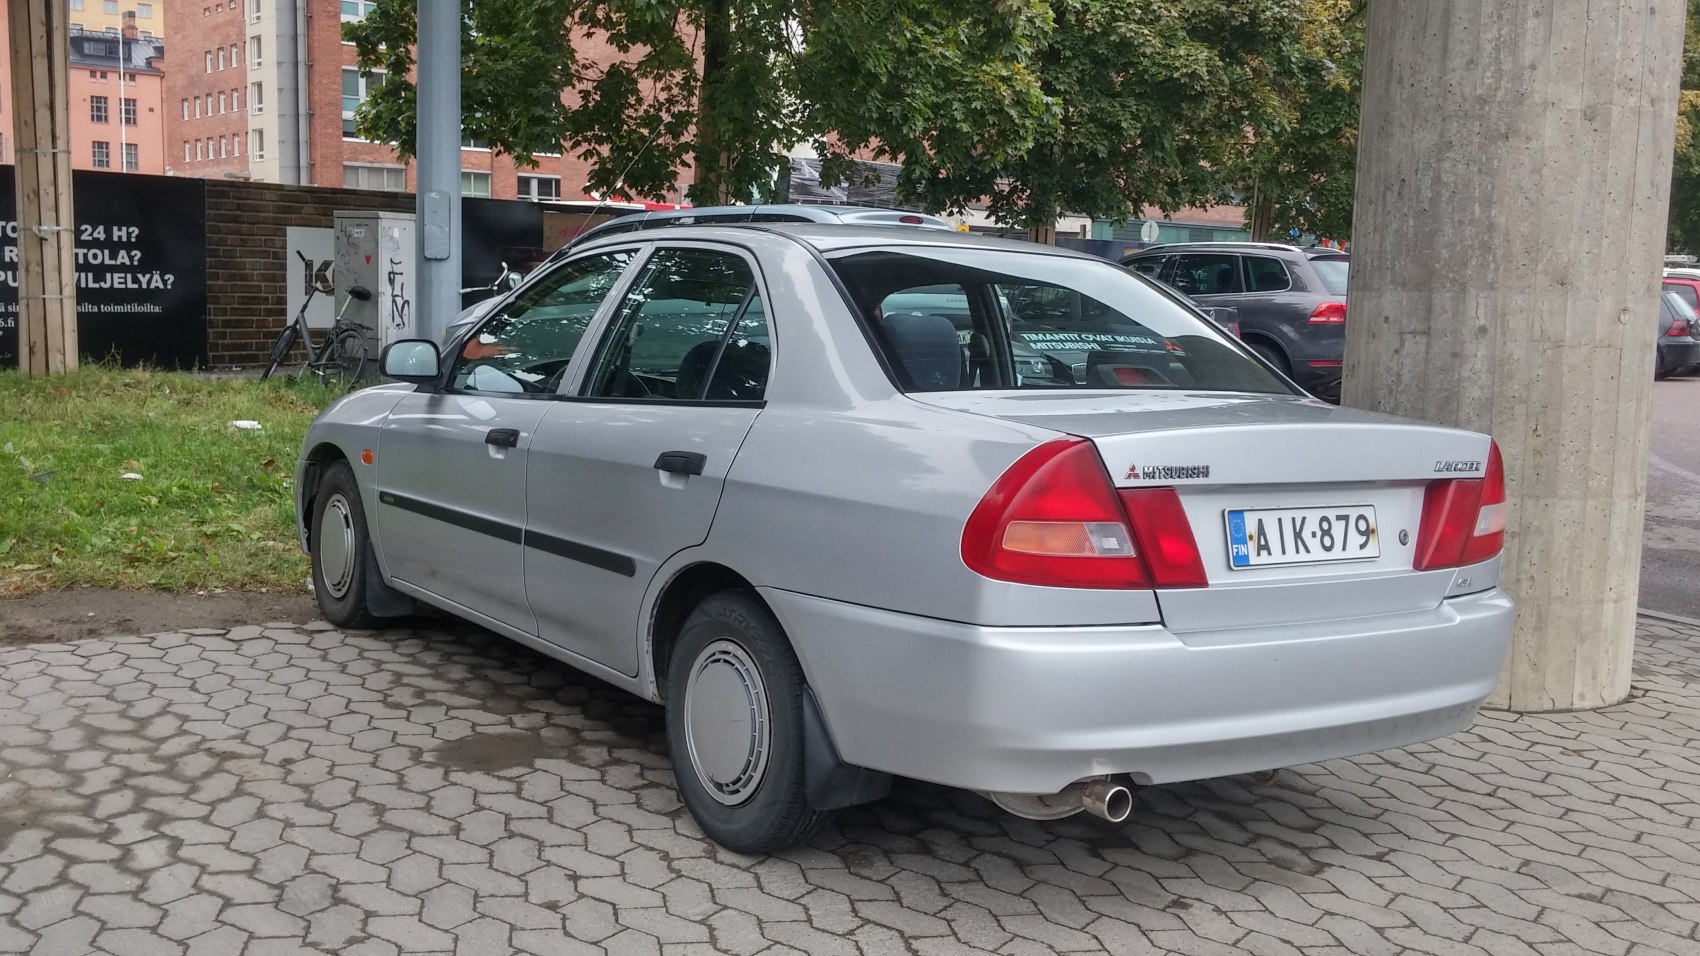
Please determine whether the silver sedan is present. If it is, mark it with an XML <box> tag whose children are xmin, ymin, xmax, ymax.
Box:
<box><xmin>295</xmin><ymin>225</ymin><xmax>1515</xmax><ymax>853</ymax></box>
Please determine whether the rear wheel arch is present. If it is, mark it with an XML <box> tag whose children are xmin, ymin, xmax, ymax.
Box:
<box><xmin>648</xmin><ymin>563</ymin><xmax>763</xmax><ymax>699</ymax></box>
<box><xmin>1239</xmin><ymin>331</ymin><xmax>1292</xmax><ymax>374</ymax></box>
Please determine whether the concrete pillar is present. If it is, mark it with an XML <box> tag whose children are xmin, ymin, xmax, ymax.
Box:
<box><xmin>414</xmin><ymin>0</ymin><xmax>461</xmax><ymax>344</ymax></box>
<box><xmin>7</xmin><ymin>0</ymin><xmax>78</xmax><ymax>375</ymax></box>
<box><xmin>1346</xmin><ymin>0</ymin><xmax>1686</xmax><ymax>711</ymax></box>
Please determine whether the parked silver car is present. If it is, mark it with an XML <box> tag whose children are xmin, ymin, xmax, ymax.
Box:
<box><xmin>296</xmin><ymin>225</ymin><xmax>1516</xmax><ymax>852</ymax></box>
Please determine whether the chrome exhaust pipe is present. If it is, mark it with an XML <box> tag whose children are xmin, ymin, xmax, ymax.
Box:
<box><xmin>1081</xmin><ymin>778</ymin><xmax>1134</xmax><ymax>823</ymax></box>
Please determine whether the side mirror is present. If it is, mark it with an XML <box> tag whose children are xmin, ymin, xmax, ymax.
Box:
<box><xmin>381</xmin><ymin>339</ymin><xmax>442</xmax><ymax>386</ymax></box>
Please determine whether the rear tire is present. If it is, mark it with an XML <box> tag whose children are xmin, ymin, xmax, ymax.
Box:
<box><xmin>261</xmin><ymin>323</ymin><xmax>300</xmax><ymax>381</ymax></box>
<box><xmin>327</xmin><ymin>327</ymin><xmax>369</xmax><ymax>387</ymax></box>
<box><xmin>1656</xmin><ymin>351</ymin><xmax>1670</xmax><ymax>381</ymax></box>
<box><xmin>309</xmin><ymin>461</ymin><xmax>381</xmax><ymax>629</ymax></box>
<box><xmin>1249</xmin><ymin>341</ymin><xmax>1291</xmax><ymax>377</ymax></box>
<box><xmin>665</xmin><ymin>591</ymin><xmax>830</xmax><ymax>853</ymax></box>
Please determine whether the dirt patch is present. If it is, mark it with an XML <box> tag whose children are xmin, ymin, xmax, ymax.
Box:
<box><xmin>0</xmin><ymin>589</ymin><xmax>320</xmax><ymax>645</ymax></box>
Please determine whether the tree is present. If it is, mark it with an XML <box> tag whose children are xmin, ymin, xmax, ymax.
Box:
<box><xmin>1666</xmin><ymin>0</ymin><xmax>1700</xmax><ymax>252</ymax></box>
<box><xmin>1222</xmin><ymin>0</ymin><xmax>1364</xmax><ymax>242</ymax></box>
<box><xmin>803</xmin><ymin>0</ymin><xmax>1317</xmax><ymax>230</ymax></box>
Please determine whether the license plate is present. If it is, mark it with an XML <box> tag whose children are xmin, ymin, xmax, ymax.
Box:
<box><xmin>1226</xmin><ymin>505</ymin><xmax>1379</xmax><ymax>569</ymax></box>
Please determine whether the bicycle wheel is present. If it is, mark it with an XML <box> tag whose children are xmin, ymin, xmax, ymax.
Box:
<box><xmin>261</xmin><ymin>323</ymin><xmax>301</xmax><ymax>381</ymax></box>
<box><xmin>325</xmin><ymin>327</ymin><xmax>370</xmax><ymax>387</ymax></box>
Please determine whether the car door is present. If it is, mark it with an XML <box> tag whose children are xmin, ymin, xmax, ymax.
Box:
<box><xmin>375</xmin><ymin>248</ymin><xmax>638</xmax><ymax>633</ymax></box>
<box><xmin>524</xmin><ymin>244</ymin><xmax>771</xmax><ymax>675</ymax></box>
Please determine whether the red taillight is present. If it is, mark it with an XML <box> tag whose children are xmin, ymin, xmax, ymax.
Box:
<box><xmin>1414</xmin><ymin>442</ymin><xmax>1507</xmax><ymax>571</ymax></box>
<box><xmin>1308</xmin><ymin>302</ymin><xmax>1347</xmax><ymax>324</ymax></box>
<box><xmin>1669</xmin><ymin>318</ymin><xmax>1692</xmax><ymax>337</ymax></box>
<box><xmin>961</xmin><ymin>438</ymin><xmax>1205</xmax><ymax>589</ymax></box>
<box><xmin>899</xmin><ymin>214</ymin><xmax>924</xmax><ymax>224</ymax></box>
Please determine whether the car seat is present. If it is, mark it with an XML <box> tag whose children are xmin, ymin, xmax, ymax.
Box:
<box><xmin>880</xmin><ymin>313</ymin><xmax>963</xmax><ymax>390</ymax></box>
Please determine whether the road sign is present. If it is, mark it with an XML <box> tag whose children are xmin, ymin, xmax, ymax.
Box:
<box><xmin>1140</xmin><ymin>220</ymin><xmax>1160</xmax><ymax>243</ymax></box>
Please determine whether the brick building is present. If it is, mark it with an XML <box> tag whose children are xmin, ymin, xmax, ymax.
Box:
<box><xmin>0</xmin><ymin>2</ymin><xmax>167</xmax><ymax>174</ymax></box>
<box><xmin>159</xmin><ymin>0</ymin><xmax>668</xmax><ymax>203</ymax></box>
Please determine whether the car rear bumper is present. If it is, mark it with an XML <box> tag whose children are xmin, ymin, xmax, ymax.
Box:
<box><xmin>766</xmin><ymin>587</ymin><xmax>1514</xmax><ymax>795</ymax></box>
<box><xmin>1659</xmin><ymin>340</ymin><xmax>1700</xmax><ymax>370</ymax></box>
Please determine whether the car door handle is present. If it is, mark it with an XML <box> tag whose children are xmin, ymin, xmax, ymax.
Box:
<box><xmin>485</xmin><ymin>428</ymin><xmax>521</xmax><ymax>449</ymax></box>
<box><xmin>654</xmin><ymin>451</ymin><xmax>707</xmax><ymax>476</ymax></box>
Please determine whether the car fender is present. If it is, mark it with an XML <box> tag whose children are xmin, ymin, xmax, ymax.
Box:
<box><xmin>295</xmin><ymin>384</ymin><xmax>416</xmax><ymax>566</ymax></box>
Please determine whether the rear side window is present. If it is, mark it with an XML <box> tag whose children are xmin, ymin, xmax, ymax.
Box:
<box><xmin>1123</xmin><ymin>256</ymin><xmax>1166</xmax><ymax>279</ymax></box>
<box><xmin>1242</xmin><ymin>256</ymin><xmax>1292</xmax><ymax>293</ymax></box>
<box><xmin>1310</xmin><ymin>257</ymin><xmax>1350</xmax><ymax>295</ymax></box>
<box><xmin>831</xmin><ymin>248</ymin><xmax>1292</xmax><ymax>396</ymax></box>
<box><xmin>1169</xmin><ymin>254</ymin><xmax>1240</xmax><ymax>296</ymax></box>
<box><xmin>1665</xmin><ymin>281</ymin><xmax>1699</xmax><ymax>310</ymax></box>
<box><xmin>584</xmin><ymin>248</ymin><xmax>770</xmax><ymax>401</ymax></box>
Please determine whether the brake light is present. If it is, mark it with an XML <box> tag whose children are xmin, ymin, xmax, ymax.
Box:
<box><xmin>961</xmin><ymin>438</ymin><xmax>1205</xmax><ymax>589</ymax></box>
<box><xmin>899</xmin><ymin>215</ymin><xmax>924</xmax><ymax>224</ymax></box>
<box><xmin>1308</xmin><ymin>302</ymin><xmax>1347</xmax><ymax>324</ymax></box>
<box><xmin>1413</xmin><ymin>442</ymin><xmax>1506</xmax><ymax>571</ymax></box>
<box><xmin>1669</xmin><ymin>317</ymin><xmax>1692</xmax><ymax>337</ymax></box>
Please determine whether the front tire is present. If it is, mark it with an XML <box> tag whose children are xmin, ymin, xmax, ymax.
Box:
<box><xmin>309</xmin><ymin>460</ymin><xmax>381</xmax><ymax>629</ymax></box>
<box><xmin>665</xmin><ymin>591</ymin><xmax>830</xmax><ymax>853</ymax></box>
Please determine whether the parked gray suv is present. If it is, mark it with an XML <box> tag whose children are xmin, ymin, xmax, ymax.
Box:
<box><xmin>1121</xmin><ymin>243</ymin><xmax>1350</xmax><ymax>400</ymax></box>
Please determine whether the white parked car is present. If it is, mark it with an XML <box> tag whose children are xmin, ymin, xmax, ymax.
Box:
<box><xmin>297</xmin><ymin>225</ymin><xmax>1515</xmax><ymax>852</ymax></box>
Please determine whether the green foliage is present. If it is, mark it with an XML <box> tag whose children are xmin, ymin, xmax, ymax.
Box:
<box><xmin>0</xmin><ymin>370</ymin><xmax>331</xmax><ymax>595</ymax></box>
<box><xmin>1668</xmin><ymin>0</ymin><xmax>1700</xmax><ymax>252</ymax></box>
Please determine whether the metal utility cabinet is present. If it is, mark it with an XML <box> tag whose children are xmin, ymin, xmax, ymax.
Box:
<box><xmin>333</xmin><ymin>212</ymin><xmax>418</xmax><ymax>357</ymax></box>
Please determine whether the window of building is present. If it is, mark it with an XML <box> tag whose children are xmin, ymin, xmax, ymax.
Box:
<box><xmin>122</xmin><ymin>98</ymin><xmax>136</xmax><ymax>126</ymax></box>
<box><xmin>0</xmin><ymin>133</ymin><xmax>7</xmax><ymax>165</ymax></box>
<box><xmin>181</xmin><ymin>98</ymin><xmax>189</xmax><ymax>120</ymax></box>
<box><xmin>184</xmin><ymin>141</ymin><xmax>191</xmax><ymax>163</ymax></box>
<box><xmin>341</xmin><ymin>68</ymin><xmax>384</xmax><ymax>138</ymax></box>
<box><xmin>517</xmin><ymin>175</ymin><xmax>561</xmax><ymax>202</ymax></box>
<box><xmin>194</xmin><ymin>97</ymin><xmax>202</xmax><ymax>118</ymax></box>
<box><xmin>218</xmin><ymin>48</ymin><xmax>226</xmax><ymax>71</ymax></box>
<box><xmin>250</xmin><ymin>36</ymin><xmax>262</xmax><ymax>66</ymax></box>
<box><xmin>461</xmin><ymin>171</ymin><xmax>492</xmax><ymax>198</ymax></box>
<box><xmin>232</xmin><ymin>88</ymin><xmax>242</xmax><ymax>110</ymax></box>
<box><xmin>92</xmin><ymin>141</ymin><xmax>111</xmax><ymax>169</ymax></box>
<box><xmin>219</xmin><ymin>137</ymin><xmax>227</xmax><ymax>159</ymax></box>
<box><xmin>460</xmin><ymin>134</ymin><xmax>489</xmax><ymax>151</ymax></box>
<box><xmin>103</xmin><ymin>0</ymin><xmax>118</xmax><ymax>13</ymax></box>
<box><xmin>231</xmin><ymin>43</ymin><xmax>240</xmax><ymax>67</ymax></box>
<box><xmin>88</xmin><ymin>70</ymin><xmax>98</xmax><ymax>81</ymax></box>
<box><xmin>196</xmin><ymin>140</ymin><xmax>204</xmax><ymax>161</ymax></box>
<box><xmin>203</xmin><ymin>5</ymin><xmax>210</xmax><ymax>14</ymax></box>
<box><xmin>250</xmin><ymin>0</ymin><xmax>261</xmax><ymax>21</ymax></box>
<box><xmin>252</xmin><ymin>129</ymin><xmax>265</xmax><ymax>160</ymax></box>
<box><xmin>205</xmin><ymin>50</ymin><xmax>213</xmax><ymax>73</ymax></box>
<box><xmin>341</xmin><ymin>0</ymin><xmax>378</xmax><ymax>20</ymax></box>
<box><xmin>89</xmin><ymin>95</ymin><xmax>109</xmax><ymax>124</ymax></box>
<box><xmin>136</xmin><ymin>3</ymin><xmax>153</xmax><ymax>18</ymax></box>
<box><xmin>70</xmin><ymin>0</ymin><xmax>84</xmax><ymax>9</ymax></box>
<box><xmin>98</xmin><ymin>71</ymin><xmax>108</xmax><ymax>80</ymax></box>
<box><xmin>218</xmin><ymin>93</ymin><xmax>226</xmax><ymax>113</ymax></box>
<box><xmin>205</xmin><ymin>94</ymin><xmax>213</xmax><ymax>114</ymax></box>
<box><xmin>233</xmin><ymin>134</ymin><xmax>240</xmax><ymax>157</ymax></box>
<box><xmin>123</xmin><ymin>143</ymin><xmax>138</xmax><ymax>171</ymax></box>
<box><xmin>344</xmin><ymin>163</ymin><xmax>406</xmax><ymax>192</ymax></box>
<box><xmin>250</xmin><ymin>82</ymin><xmax>264</xmax><ymax>113</ymax></box>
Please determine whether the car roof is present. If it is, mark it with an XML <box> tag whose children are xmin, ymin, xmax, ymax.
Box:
<box><xmin>574</xmin><ymin>203</ymin><xmax>954</xmax><ymax>244</ymax></box>
<box><xmin>1123</xmin><ymin>241</ymin><xmax>1349</xmax><ymax>261</ymax></box>
<box><xmin>572</xmin><ymin>221</ymin><xmax>1109</xmax><ymax>262</ymax></box>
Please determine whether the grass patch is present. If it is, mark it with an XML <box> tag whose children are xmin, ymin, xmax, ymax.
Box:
<box><xmin>0</xmin><ymin>367</ymin><xmax>337</xmax><ymax>596</ymax></box>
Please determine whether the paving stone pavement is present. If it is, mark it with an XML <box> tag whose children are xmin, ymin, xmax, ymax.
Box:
<box><xmin>2</xmin><ymin>615</ymin><xmax>1700</xmax><ymax>956</ymax></box>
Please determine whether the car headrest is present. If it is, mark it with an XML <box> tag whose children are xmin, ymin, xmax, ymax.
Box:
<box><xmin>674</xmin><ymin>340</ymin><xmax>719</xmax><ymax>400</ymax></box>
<box><xmin>881</xmin><ymin>312</ymin><xmax>962</xmax><ymax>390</ymax></box>
<box><xmin>706</xmin><ymin>339</ymin><xmax>770</xmax><ymax>400</ymax></box>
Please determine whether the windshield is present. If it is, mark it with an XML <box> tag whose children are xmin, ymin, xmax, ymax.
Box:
<box><xmin>1310</xmin><ymin>257</ymin><xmax>1350</xmax><ymax>295</ymax></box>
<box><xmin>829</xmin><ymin>248</ymin><xmax>1294</xmax><ymax>395</ymax></box>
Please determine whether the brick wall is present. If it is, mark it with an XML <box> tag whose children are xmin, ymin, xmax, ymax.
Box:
<box><xmin>204</xmin><ymin>179</ymin><xmax>411</xmax><ymax>366</ymax></box>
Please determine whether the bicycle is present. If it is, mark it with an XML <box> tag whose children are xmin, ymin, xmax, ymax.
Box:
<box><xmin>261</xmin><ymin>251</ymin><xmax>375</xmax><ymax>386</ymax></box>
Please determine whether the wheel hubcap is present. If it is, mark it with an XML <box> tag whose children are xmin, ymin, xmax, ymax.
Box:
<box><xmin>683</xmin><ymin>639</ymin><xmax>771</xmax><ymax>806</ymax></box>
<box><xmin>317</xmin><ymin>493</ymin><xmax>357</xmax><ymax>599</ymax></box>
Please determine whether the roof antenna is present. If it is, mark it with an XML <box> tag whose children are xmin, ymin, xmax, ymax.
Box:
<box><xmin>570</xmin><ymin>120</ymin><xmax>669</xmax><ymax>248</ymax></box>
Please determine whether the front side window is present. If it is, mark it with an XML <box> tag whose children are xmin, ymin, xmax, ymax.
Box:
<box><xmin>1124</xmin><ymin>255</ymin><xmax>1165</xmax><ymax>279</ymax></box>
<box><xmin>1242</xmin><ymin>255</ymin><xmax>1292</xmax><ymax>293</ymax></box>
<box><xmin>454</xmin><ymin>251</ymin><xmax>636</xmax><ymax>394</ymax></box>
<box><xmin>584</xmin><ymin>248</ymin><xmax>767</xmax><ymax>401</ymax></box>
<box><xmin>830</xmin><ymin>248</ymin><xmax>1291</xmax><ymax>395</ymax></box>
<box><xmin>89</xmin><ymin>95</ymin><xmax>108</xmax><ymax>123</ymax></box>
<box><xmin>1168</xmin><ymin>254</ymin><xmax>1241</xmax><ymax>296</ymax></box>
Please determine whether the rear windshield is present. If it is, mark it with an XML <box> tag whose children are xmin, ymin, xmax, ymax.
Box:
<box><xmin>829</xmin><ymin>248</ymin><xmax>1295</xmax><ymax>395</ymax></box>
<box><xmin>1310</xmin><ymin>257</ymin><xmax>1350</xmax><ymax>295</ymax></box>
<box><xmin>1665</xmin><ymin>282</ymin><xmax>1700</xmax><ymax>310</ymax></box>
